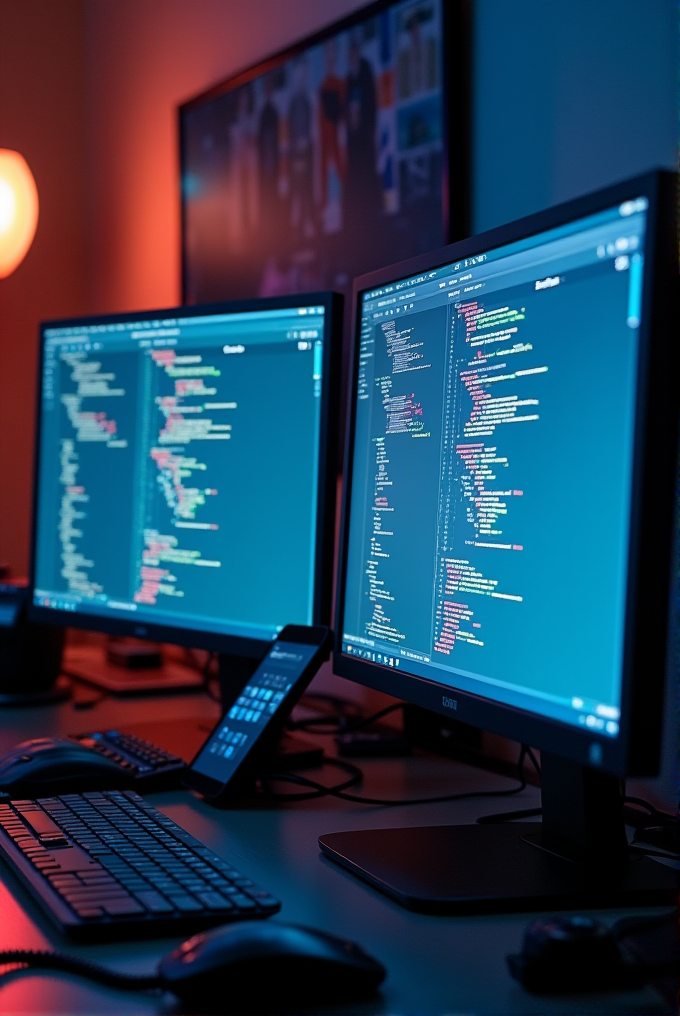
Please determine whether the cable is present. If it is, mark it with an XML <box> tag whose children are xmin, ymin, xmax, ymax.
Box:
<box><xmin>337</xmin><ymin>701</ymin><xmax>406</xmax><ymax>734</ymax></box>
<box><xmin>475</xmin><ymin>787</ymin><xmax>679</xmax><ymax>856</ymax></box>
<box><xmin>0</xmin><ymin>950</ymin><xmax>160</xmax><ymax>992</ymax></box>
<box><xmin>257</xmin><ymin>743</ymin><xmax>531</xmax><ymax>807</ymax></box>
<box><xmin>297</xmin><ymin>692</ymin><xmax>363</xmax><ymax>721</ymax></box>
<box><xmin>288</xmin><ymin>695</ymin><xmax>382</xmax><ymax>734</ymax></box>
<box><xmin>474</xmin><ymin>743</ymin><xmax>541</xmax><ymax>824</ymax></box>
<box><xmin>624</xmin><ymin>795</ymin><xmax>677</xmax><ymax>826</ymax></box>
<box><xmin>623</xmin><ymin>795</ymin><xmax>679</xmax><ymax>859</ymax></box>
<box><xmin>258</xmin><ymin>758</ymin><xmax>363</xmax><ymax>801</ymax></box>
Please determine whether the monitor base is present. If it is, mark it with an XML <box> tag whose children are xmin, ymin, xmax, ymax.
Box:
<box><xmin>62</xmin><ymin>645</ymin><xmax>204</xmax><ymax>696</ymax></box>
<box><xmin>0</xmin><ymin>675</ymin><xmax>71</xmax><ymax>708</ymax></box>
<box><xmin>318</xmin><ymin>822</ymin><xmax>677</xmax><ymax>914</ymax></box>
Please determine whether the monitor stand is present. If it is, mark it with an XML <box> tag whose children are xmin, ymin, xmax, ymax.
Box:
<box><xmin>0</xmin><ymin>675</ymin><xmax>71</xmax><ymax>707</ymax></box>
<box><xmin>318</xmin><ymin>753</ymin><xmax>677</xmax><ymax>914</ymax></box>
<box><xmin>61</xmin><ymin>643</ymin><xmax>204</xmax><ymax>695</ymax></box>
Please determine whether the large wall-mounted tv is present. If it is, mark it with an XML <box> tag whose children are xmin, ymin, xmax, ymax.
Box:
<box><xmin>179</xmin><ymin>0</ymin><xmax>471</xmax><ymax>306</ymax></box>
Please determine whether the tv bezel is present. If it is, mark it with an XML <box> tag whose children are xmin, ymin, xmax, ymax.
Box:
<box><xmin>333</xmin><ymin>169</ymin><xmax>679</xmax><ymax>778</ymax></box>
<box><xmin>29</xmin><ymin>291</ymin><xmax>343</xmax><ymax>659</ymax></box>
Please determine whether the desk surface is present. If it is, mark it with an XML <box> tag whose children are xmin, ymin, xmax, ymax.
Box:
<box><xmin>0</xmin><ymin>685</ymin><xmax>673</xmax><ymax>1015</ymax></box>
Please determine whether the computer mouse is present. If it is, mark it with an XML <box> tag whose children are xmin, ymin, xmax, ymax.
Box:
<box><xmin>507</xmin><ymin>915</ymin><xmax>627</xmax><ymax>992</ymax></box>
<box><xmin>158</xmin><ymin>920</ymin><xmax>386</xmax><ymax>1008</ymax></box>
<box><xmin>0</xmin><ymin>738</ymin><xmax>129</xmax><ymax>795</ymax></box>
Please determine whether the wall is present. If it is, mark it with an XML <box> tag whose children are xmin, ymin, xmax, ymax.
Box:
<box><xmin>84</xmin><ymin>0</ymin><xmax>368</xmax><ymax>315</ymax></box>
<box><xmin>473</xmin><ymin>0</ymin><xmax>678</xmax><ymax>232</ymax></box>
<box><xmin>0</xmin><ymin>0</ymin><xmax>88</xmax><ymax>576</ymax></box>
<box><xmin>88</xmin><ymin>0</ymin><xmax>678</xmax><ymax>312</ymax></box>
<box><xmin>0</xmin><ymin>0</ymin><xmax>367</xmax><ymax>577</ymax></box>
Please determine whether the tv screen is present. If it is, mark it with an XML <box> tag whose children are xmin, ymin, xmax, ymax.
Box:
<box><xmin>179</xmin><ymin>0</ymin><xmax>470</xmax><ymax>306</ymax></box>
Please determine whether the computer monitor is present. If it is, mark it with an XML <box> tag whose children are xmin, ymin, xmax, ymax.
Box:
<box><xmin>324</xmin><ymin>171</ymin><xmax>678</xmax><ymax>912</ymax></box>
<box><xmin>29</xmin><ymin>294</ymin><xmax>342</xmax><ymax>669</ymax></box>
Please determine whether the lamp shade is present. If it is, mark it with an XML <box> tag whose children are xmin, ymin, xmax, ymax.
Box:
<box><xmin>0</xmin><ymin>149</ymin><xmax>39</xmax><ymax>278</ymax></box>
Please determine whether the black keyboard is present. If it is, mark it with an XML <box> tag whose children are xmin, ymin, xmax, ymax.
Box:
<box><xmin>69</xmin><ymin>731</ymin><xmax>186</xmax><ymax>791</ymax></box>
<box><xmin>0</xmin><ymin>790</ymin><xmax>280</xmax><ymax>940</ymax></box>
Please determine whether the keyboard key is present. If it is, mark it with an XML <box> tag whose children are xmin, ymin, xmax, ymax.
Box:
<box><xmin>102</xmin><ymin>898</ymin><xmax>145</xmax><ymax>916</ymax></box>
<box><xmin>231</xmin><ymin>894</ymin><xmax>257</xmax><ymax>911</ymax></box>
<box><xmin>0</xmin><ymin>791</ymin><xmax>280</xmax><ymax>936</ymax></box>
<box><xmin>134</xmin><ymin>890</ymin><xmax>174</xmax><ymax>913</ymax></box>
<box><xmin>250</xmin><ymin>894</ymin><xmax>280</xmax><ymax>909</ymax></box>
<box><xmin>196</xmin><ymin>891</ymin><xmax>234</xmax><ymax>910</ymax></box>
<box><xmin>166</xmin><ymin>895</ymin><xmax>204</xmax><ymax>912</ymax></box>
<box><xmin>63</xmin><ymin>888</ymin><xmax>130</xmax><ymax>902</ymax></box>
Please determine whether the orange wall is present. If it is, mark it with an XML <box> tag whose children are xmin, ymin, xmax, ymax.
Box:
<box><xmin>0</xmin><ymin>0</ymin><xmax>366</xmax><ymax>575</ymax></box>
<box><xmin>85</xmin><ymin>0</ymin><xmax>367</xmax><ymax>314</ymax></box>
<box><xmin>0</xmin><ymin>0</ymin><xmax>88</xmax><ymax>576</ymax></box>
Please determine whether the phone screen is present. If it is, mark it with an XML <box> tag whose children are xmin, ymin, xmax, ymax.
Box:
<box><xmin>191</xmin><ymin>640</ymin><xmax>320</xmax><ymax>784</ymax></box>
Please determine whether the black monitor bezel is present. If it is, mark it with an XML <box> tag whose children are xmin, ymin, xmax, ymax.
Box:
<box><xmin>334</xmin><ymin>170</ymin><xmax>678</xmax><ymax>778</ymax></box>
<box><xmin>29</xmin><ymin>291</ymin><xmax>343</xmax><ymax>659</ymax></box>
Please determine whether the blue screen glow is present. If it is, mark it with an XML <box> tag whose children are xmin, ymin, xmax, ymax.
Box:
<box><xmin>342</xmin><ymin>198</ymin><xmax>650</xmax><ymax>737</ymax></box>
<box><xmin>34</xmin><ymin>305</ymin><xmax>327</xmax><ymax>642</ymax></box>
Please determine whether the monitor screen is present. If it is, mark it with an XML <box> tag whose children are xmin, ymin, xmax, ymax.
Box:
<box><xmin>339</xmin><ymin>195</ymin><xmax>654</xmax><ymax>747</ymax></box>
<box><xmin>32</xmin><ymin>296</ymin><xmax>339</xmax><ymax>651</ymax></box>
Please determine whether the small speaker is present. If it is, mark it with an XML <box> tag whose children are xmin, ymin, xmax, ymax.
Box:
<box><xmin>0</xmin><ymin>583</ymin><xmax>67</xmax><ymax>704</ymax></box>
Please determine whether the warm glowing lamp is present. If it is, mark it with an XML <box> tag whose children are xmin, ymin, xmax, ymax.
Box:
<box><xmin>0</xmin><ymin>149</ymin><xmax>39</xmax><ymax>278</ymax></box>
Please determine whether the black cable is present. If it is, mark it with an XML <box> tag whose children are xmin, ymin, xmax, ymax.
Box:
<box><xmin>475</xmin><ymin>783</ymin><xmax>679</xmax><ymax>851</ymax></box>
<box><xmin>296</xmin><ymin>692</ymin><xmax>363</xmax><ymax>722</ymax></box>
<box><xmin>0</xmin><ymin>950</ymin><xmax>160</xmax><ymax>992</ymax></box>
<box><xmin>338</xmin><ymin>701</ymin><xmax>406</xmax><ymax>734</ymax></box>
<box><xmin>624</xmin><ymin>795</ymin><xmax>677</xmax><ymax>826</ymax></box>
<box><xmin>258</xmin><ymin>744</ymin><xmax>530</xmax><ymax>807</ymax></box>
<box><xmin>624</xmin><ymin>795</ymin><xmax>679</xmax><ymax>858</ymax></box>
<box><xmin>258</xmin><ymin>758</ymin><xmax>363</xmax><ymax>801</ymax></box>
<box><xmin>288</xmin><ymin>696</ymin><xmax>390</xmax><ymax>735</ymax></box>
<box><xmin>474</xmin><ymin>743</ymin><xmax>541</xmax><ymax>824</ymax></box>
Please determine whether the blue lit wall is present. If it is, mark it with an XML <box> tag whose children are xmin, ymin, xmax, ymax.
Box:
<box><xmin>472</xmin><ymin>0</ymin><xmax>678</xmax><ymax>233</ymax></box>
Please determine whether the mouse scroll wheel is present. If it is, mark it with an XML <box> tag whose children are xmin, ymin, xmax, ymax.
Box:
<box><xmin>18</xmin><ymin>756</ymin><xmax>33</xmax><ymax>763</ymax></box>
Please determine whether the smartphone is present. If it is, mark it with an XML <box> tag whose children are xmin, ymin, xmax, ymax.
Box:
<box><xmin>183</xmin><ymin>625</ymin><xmax>332</xmax><ymax>802</ymax></box>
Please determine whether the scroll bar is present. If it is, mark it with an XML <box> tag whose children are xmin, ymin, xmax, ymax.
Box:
<box><xmin>627</xmin><ymin>252</ymin><xmax>643</xmax><ymax>329</ymax></box>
